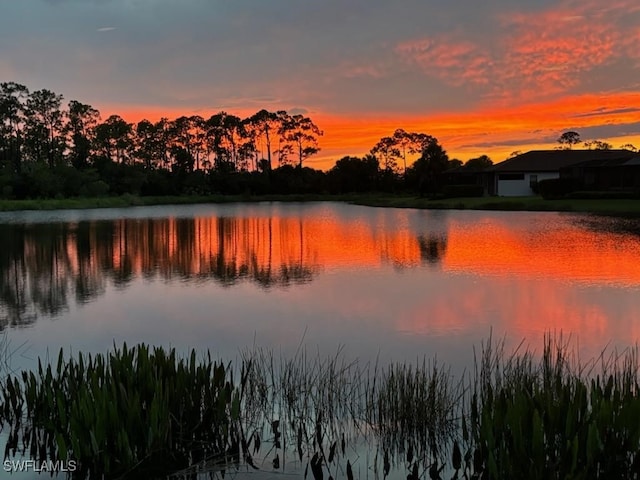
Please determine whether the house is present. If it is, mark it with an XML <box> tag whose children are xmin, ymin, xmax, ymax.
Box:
<box><xmin>441</xmin><ymin>164</ymin><xmax>490</xmax><ymax>194</ymax></box>
<box><xmin>560</xmin><ymin>155</ymin><xmax>640</xmax><ymax>191</ymax></box>
<box><xmin>488</xmin><ymin>149</ymin><xmax>639</xmax><ymax>196</ymax></box>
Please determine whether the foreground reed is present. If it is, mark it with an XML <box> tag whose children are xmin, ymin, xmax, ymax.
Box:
<box><xmin>468</xmin><ymin>334</ymin><xmax>640</xmax><ymax>479</ymax></box>
<box><xmin>1</xmin><ymin>344</ymin><xmax>245</xmax><ymax>478</ymax></box>
<box><xmin>1</xmin><ymin>335</ymin><xmax>640</xmax><ymax>479</ymax></box>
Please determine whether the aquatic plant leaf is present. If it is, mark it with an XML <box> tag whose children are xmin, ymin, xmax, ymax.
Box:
<box><xmin>428</xmin><ymin>460</ymin><xmax>442</xmax><ymax>480</ymax></box>
<box><xmin>328</xmin><ymin>441</ymin><xmax>336</xmax><ymax>463</ymax></box>
<box><xmin>384</xmin><ymin>449</ymin><xmax>390</xmax><ymax>478</ymax></box>
<box><xmin>311</xmin><ymin>452</ymin><xmax>323</xmax><ymax>480</ymax></box>
<box><xmin>253</xmin><ymin>431</ymin><xmax>261</xmax><ymax>454</ymax></box>
<box><xmin>452</xmin><ymin>441</ymin><xmax>461</xmax><ymax>471</ymax></box>
<box><xmin>298</xmin><ymin>426</ymin><xmax>304</xmax><ymax>461</ymax></box>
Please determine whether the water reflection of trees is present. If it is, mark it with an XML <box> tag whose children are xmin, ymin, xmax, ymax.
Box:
<box><xmin>0</xmin><ymin>216</ymin><xmax>447</xmax><ymax>329</ymax></box>
<box><xmin>417</xmin><ymin>234</ymin><xmax>448</xmax><ymax>265</ymax></box>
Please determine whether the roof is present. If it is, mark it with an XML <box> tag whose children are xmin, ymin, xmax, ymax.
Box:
<box><xmin>443</xmin><ymin>165</ymin><xmax>488</xmax><ymax>174</ymax></box>
<box><xmin>562</xmin><ymin>155</ymin><xmax>640</xmax><ymax>169</ymax></box>
<box><xmin>489</xmin><ymin>149</ymin><xmax>638</xmax><ymax>173</ymax></box>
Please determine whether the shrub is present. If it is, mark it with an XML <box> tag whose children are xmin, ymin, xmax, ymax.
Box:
<box><xmin>441</xmin><ymin>184</ymin><xmax>485</xmax><ymax>198</ymax></box>
<box><xmin>567</xmin><ymin>190</ymin><xmax>640</xmax><ymax>200</ymax></box>
<box><xmin>79</xmin><ymin>180</ymin><xmax>110</xmax><ymax>197</ymax></box>
<box><xmin>537</xmin><ymin>178</ymin><xmax>580</xmax><ymax>199</ymax></box>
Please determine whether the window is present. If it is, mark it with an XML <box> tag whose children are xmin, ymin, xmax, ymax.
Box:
<box><xmin>498</xmin><ymin>173</ymin><xmax>525</xmax><ymax>181</ymax></box>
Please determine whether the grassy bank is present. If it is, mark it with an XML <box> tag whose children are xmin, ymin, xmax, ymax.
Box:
<box><xmin>1</xmin><ymin>193</ymin><xmax>640</xmax><ymax>216</ymax></box>
<box><xmin>0</xmin><ymin>193</ymin><xmax>359</xmax><ymax>212</ymax></box>
<box><xmin>350</xmin><ymin>194</ymin><xmax>640</xmax><ymax>216</ymax></box>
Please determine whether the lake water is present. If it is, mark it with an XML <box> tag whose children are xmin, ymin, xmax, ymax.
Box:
<box><xmin>2</xmin><ymin>202</ymin><xmax>640</xmax><ymax>374</ymax></box>
<box><xmin>2</xmin><ymin>202</ymin><xmax>640</xmax><ymax>478</ymax></box>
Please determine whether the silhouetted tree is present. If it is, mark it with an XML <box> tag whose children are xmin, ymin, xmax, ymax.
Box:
<box><xmin>557</xmin><ymin>131</ymin><xmax>581</xmax><ymax>149</ymax></box>
<box><xmin>408</xmin><ymin>138</ymin><xmax>449</xmax><ymax>196</ymax></box>
<box><xmin>464</xmin><ymin>155</ymin><xmax>493</xmax><ymax>169</ymax></box>
<box><xmin>170</xmin><ymin>116</ymin><xmax>206</xmax><ymax>171</ymax></box>
<box><xmin>584</xmin><ymin>139</ymin><xmax>612</xmax><ymax>150</ymax></box>
<box><xmin>206</xmin><ymin>112</ymin><xmax>250</xmax><ymax>171</ymax></box>
<box><xmin>328</xmin><ymin>155</ymin><xmax>379</xmax><ymax>193</ymax></box>
<box><xmin>24</xmin><ymin>89</ymin><xmax>66</xmax><ymax>167</ymax></box>
<box><xmin>66</xmin><ymin>100</ymin><xmax>100</xmax><ymax>169</ymax></box>
<box><xmin>0</xmin><ymin>82</ymin><xmax>29</xmax><ymax>173</ymax></box>
<box><xmin>94</xmin><ymin>115</ymin><xmax>134</xmax><ymax>164</ymax></box>
<box><xmin>246</xmin><ymin>109</ymin><xmax>281</xmax><ymax>171</ymax></box>
<box><xmin>278</xmin><ymin>113</ymin><xmax>322</xmax><ymax>169</ymax></box>
<box><xmin>371</xmin><ymin>136</ymin><xmax>400</xmax><ymax>172</ymax></box>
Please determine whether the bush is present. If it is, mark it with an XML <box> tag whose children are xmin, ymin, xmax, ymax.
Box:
<box><xmin>79</xmin><ymin>180</ymin><xmax>110</xmax><ymax>197</ymax></box>
<box><xmin>21</xmin><ymin>162</ymin><xmax>64</xmax><ymax>198</ymax></box>
<box><xmin>567</xmin><ymin>190</ymin><xmax>640</xmax><ymax>200</ymax></box>
<box><xmin>441</xmin><ymin>184</ymin><xmax>484</xmax><ymax>198</ymax></box>
<box><xmin>537</xmin><ymin>178</ymin><xmax>580</xmax><ymax>199</ymax></box>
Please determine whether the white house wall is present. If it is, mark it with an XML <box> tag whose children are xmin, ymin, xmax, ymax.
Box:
<box><xmin>497</xmin><ymin>172</ymin><xmax>559</xmax><ymax>196</ymax></box>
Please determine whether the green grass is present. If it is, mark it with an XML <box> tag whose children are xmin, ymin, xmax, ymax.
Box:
<box><xmin>0</xmin><ymin>194</ymin><xmax>367</xmax><ymax>212</ymax></box>
<box><xmin>2</xmin><ymin>193</ymin><xmax>640</xmax><ymax>216</ymax></box>
<box><xmin>350</xmin><ymin>194</ymin><xmax>640</xmax><ymax>216</ymax></box>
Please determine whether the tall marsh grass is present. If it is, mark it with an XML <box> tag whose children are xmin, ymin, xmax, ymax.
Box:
<box><xmin>2</xmin><ymin>335</ymin><xmax>640</xmax><ymax>479</ymax></box>
<box><xmin>467</xmin><ymin>334</ymin><xmax>640</xmax><ymax>479</ymax></box>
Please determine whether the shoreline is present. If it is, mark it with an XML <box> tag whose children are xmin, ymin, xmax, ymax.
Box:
<box><xmin>1</xmin><ymin>193</ymin><xmax>640</xmax><ymax>217</ymax></box>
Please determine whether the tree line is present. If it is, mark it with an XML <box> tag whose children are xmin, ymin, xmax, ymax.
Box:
<box><xmin>556</xmin><ymin>131</ymin><xmax>637</xmax><ymax>152</ymax></box>
<box><xmin>0</xmin><ymin>81</ymin><xmax>484</xmax><ymax>199</ymax></box>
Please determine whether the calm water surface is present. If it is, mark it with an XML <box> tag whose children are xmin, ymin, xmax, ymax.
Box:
<box><xmin>2</xmin><ymin>202</ymin><xmax>640</xmax><ymax>373</ymax></box>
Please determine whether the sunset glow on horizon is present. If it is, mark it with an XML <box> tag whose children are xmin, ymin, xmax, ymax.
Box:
<box><xmin>2</xmin><ymin>0</ymin><xmax>640</xmax><ymax>169</ymax></box>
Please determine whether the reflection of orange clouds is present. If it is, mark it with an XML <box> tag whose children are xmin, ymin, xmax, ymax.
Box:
<box><xmin>395</xmin><ymin>277</ymin><xmax>619</xmax><ymax>355</ymax></box>
<box><xmin>395</xmin><ymin>215</ymin><xmax>640</xmax><ymax>352</ymax></box>
<box><xmin>443</xmin><ymin>219</ymin><xmax>640</xmax><ymax>285</ymax></box>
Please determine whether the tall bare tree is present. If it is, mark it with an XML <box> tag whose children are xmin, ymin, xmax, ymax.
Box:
<box><xmin>0</xmin><ymin>82</ymin><xmax>29</xmax><ymax>173</ymax></box>
<box><xmin>66</xmin><ymin>100</ymin><xmax>100</xmax><ymax>169</ymax></box>
<box><xmin>246</xmin><ymin>109</ymin><xmax>280</xmax><ymax>171</ymax></box>
<box><xmin>25</xmin><ymin>89</ymin><xmax>66</xmax><ymax>167</ymax></box>
<box><xmin>94</xmin><ymin>115</ymin><xmax>134</xmax><ymax>164</ymax></box>
<box><xmin>278</xmin><ymin>114</ymin><xmax>322</xmax><ymax>169</ymax></box>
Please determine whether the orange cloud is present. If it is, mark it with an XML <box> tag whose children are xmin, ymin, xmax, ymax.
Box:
<box><xmin>395</xmin><ymin>37</ymin><xmax>491</xmax><ymax>86</ymax></box>
<box><xmin>396</xmin><ymin>0</ymin><xmax>640</xmax><ymax>104</ymax></box>
<box><xmin>309</xmin><ymin>90</ymin><xmax>640</xmax><ymax>166</ymax></box>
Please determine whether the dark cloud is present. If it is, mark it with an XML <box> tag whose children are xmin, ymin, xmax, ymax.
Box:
<box><xmin>576</xmin><ymin>122</ymin><xmax>640</xmax><ymax>140</ymax></box>
<box><xmin>460</xmin><ymin>122</ymin><xmax>640</xmax><ymax>151</ymax></box>
<box><xmin>573</xmin><ymin>107</ymin><xmax>640</xmax><ymax>118</ymax></box>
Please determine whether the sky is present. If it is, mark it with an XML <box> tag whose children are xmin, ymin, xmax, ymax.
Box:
<box><xmin>1</xmin><ymin>0</ymin><xmax>640</xmax><ymax>169</ymax></box>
